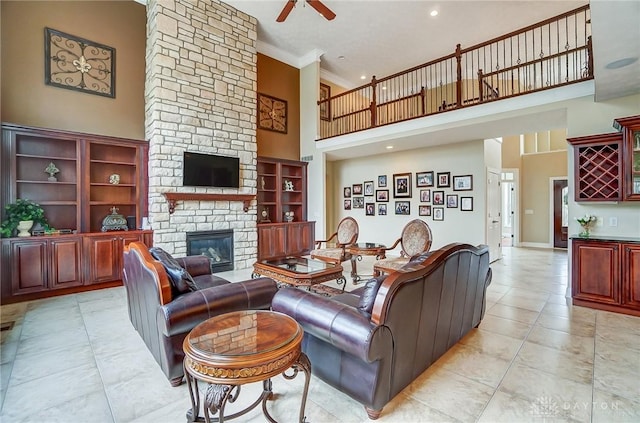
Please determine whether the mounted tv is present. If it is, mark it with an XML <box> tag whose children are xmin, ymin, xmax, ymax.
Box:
<box><xmin>183</xmin><ymin>152</ymin><xmax>240</xmax><ymax>188</ymax></box>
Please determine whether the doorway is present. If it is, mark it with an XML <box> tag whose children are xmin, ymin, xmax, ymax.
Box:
<box><xmin>487</xmin><ymin>168</ymin><xmax>502</xmax><ymax>262</ymax></box>
<box><xmin>501</xmin><ymin>169</ymin><xmax>519</xmax><ymax>247</ymax></box>
<box><xmin>552</xmin><ymin>178</ymin><xmax>568</xmax><ymax>248</ymax></box>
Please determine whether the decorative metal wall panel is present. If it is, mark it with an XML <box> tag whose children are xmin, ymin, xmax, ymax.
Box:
<box><xmin>45</xmin><ymin>27</ymin><xmax>115</xmax><ymax>98</ymax></box>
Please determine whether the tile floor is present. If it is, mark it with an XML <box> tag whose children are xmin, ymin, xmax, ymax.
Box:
<box><xmin>1</xmin><ymin>247</ymin><xmax>639</xmax><ymax>422</ymax></box>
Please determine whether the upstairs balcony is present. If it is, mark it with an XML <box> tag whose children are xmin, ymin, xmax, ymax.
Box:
<box><xmin>317</xmin><ymin>5</ymin><xmax>592</xmax><ymax>140</ymax></box>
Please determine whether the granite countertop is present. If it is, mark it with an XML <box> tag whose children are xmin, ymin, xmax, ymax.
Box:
<box><xmin>570</xmin><ymin>235</ymin><xmax>640</xmax><ymax>243</ymax></box>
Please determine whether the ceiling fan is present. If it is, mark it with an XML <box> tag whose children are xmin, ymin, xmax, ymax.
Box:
<box><xmin>276</xmin><ymin>0</ymin><xmax>336</xmax><ymax>23</ymax></box>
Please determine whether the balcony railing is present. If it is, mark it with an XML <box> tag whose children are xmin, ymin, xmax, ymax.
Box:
<box><xmin>318</xmin><ymin>5</ymin><xmax>592</xmax><ymax>140</ymax></box>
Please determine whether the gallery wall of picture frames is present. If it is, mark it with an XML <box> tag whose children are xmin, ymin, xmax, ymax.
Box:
<box><xmin>342</xmin><ymin>172</ymin><xmax>475</xmax><ymax>219</ymax></box>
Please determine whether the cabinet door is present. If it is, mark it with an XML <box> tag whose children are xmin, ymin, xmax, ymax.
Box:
<box><xmin>49</xmin><ymin>238</ymin><xmax>83</xmax><ymax>289</ymax></box>
<box><xmin>257</xmin><ymin>225</ymin><xmax>286</xmax><ymax>260</ymax></box>
<box><xmin>286</xmin><ymin>222</ymin><xmax>315</xmax><ymax>256</ymax></box>
<box><xmin>622</xmin><ymin>243</ymin><xmax>640</xmax><ymax>309</ymax></box>
<box><xmin>572</xmin><ymin>240</ymin><xmax>620</xmax><ymax>304</ymax></box>
<box><xmin>10</xmin><ymin>240</ymin><xmax>48</xmax><ymax>295</ymax></box>
<box><xmin>84</xmin><ymin>236</ymin><xmax>120</xmax><ymax>284</ymax></box>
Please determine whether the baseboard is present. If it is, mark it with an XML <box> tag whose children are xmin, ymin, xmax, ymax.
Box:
<box><xmin>517</xmin><ymin>242</ymin><xmax>553</xmax><ymax>249</ymax></box>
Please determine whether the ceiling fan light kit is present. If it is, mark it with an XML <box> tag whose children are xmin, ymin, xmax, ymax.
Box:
<box><xmin>276</xmin><ymin>0</ymin><xmax>336</xmax><ymax>23</ymax></box>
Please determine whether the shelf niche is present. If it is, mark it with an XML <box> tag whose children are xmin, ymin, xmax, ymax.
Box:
<box><xmin>162</xmin><ymin>193</ymin><xmax>255</xmax><ymax>214</ymax></box>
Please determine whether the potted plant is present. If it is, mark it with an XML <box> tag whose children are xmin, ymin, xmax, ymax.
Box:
<box><xmin>0</xmin><ymin>199</ymin><xmax>50</xmax><ymax>237</ymax></box>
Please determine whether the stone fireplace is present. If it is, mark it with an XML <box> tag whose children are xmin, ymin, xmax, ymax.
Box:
<box><xmin>186</xmin><ymin>230</ymin><xmax>234</xmax><ymax>273</ymax></box>
<box><xmin>144</xmin><ymin>0</ymin><xmax>258</xmax><ymax>269</ymax></box>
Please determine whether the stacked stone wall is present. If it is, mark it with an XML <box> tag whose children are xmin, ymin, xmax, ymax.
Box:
<box><xmin>145</xmin><ymin>0</ymin><xmax>257</xmax><ymax>268</ymax></box>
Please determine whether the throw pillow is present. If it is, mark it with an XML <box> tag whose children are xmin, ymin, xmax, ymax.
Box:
<box><xmin>149</xmin><ymin>247</ymin><xmax>198</xmax><ymax>293</ymax></box>
<box><xmin>357</xmin><ymin>275</ymin><xmax>386</xmax><ymax>314</ymax></box>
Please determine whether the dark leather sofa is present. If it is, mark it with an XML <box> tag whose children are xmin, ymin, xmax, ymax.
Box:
<box><xmin>272</xmin><ymin>243</ymin><xmax>492</xmax><ymax>419</ymax></box>
<box><xmin>122</xmin><ymin>241</ymin><xmax>278</xmax><ymax>386</ymax></box>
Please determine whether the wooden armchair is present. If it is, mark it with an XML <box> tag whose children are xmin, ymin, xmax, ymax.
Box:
<box><xmin>310</xmin><ymin>217</ymin><xmax>359</xmax><ymax>265</ymax></box>
<box><xmin>373</xmin><ymin>219</ymin><xmax>433</xmax><ymax>276</ymax></box>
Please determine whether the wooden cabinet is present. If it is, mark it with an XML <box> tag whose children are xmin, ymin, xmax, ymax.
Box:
<box><xmin>257</xmin><ymin>222</ymin><xmax>316</xmax><ymax>261</ymax></box>
<box><xmin>257</xmin><ymin>157</ymin><xmax>308</xmax><ymax>223</ymax></box>
<box><xmin>256</xmin><ymin>157</ymin><xmax>315</xmax><ymax>261</ymax></box>
<box><xmin>567</xmin><ymin>114</ymin><xmax>640</xmax><ymax>202</ymax></box>
<box><xmin>567</xmin><ymin>133</ymin><xmax>622</xmax><ymax>202</ymax></box>
<box><xmin>1</xmin><ymin>123</ymin><xmax>152</xmax><ymax>303</ymax></box>
<box><xmin>83</xmin><ymin>231</ymin><xmax>147</xmax><ymax>284</ymax></box>
<box><xmin>572</xmin><ymin>237</ymin><xmax>640</xmax><ymax>316</ymax></box>
<box><xmin>614</xmin><ymin>115</ymin><xmax>640</xmax><ymax>201</ymax></box>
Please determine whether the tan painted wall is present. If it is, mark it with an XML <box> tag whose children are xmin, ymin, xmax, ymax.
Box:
<box><xmin>521</xmin><ymin>150</ymin><xmax>567</xmax><ymax>243</ymax></box>
<box><xmin>1</xmin><ymin>1</ymin><xmax>146</xmax><ymax>139</ymax></box>
<box><xmin>502</xmin><ymin>135</ymin><xmax>521</xmax><ymax>169</ymax></box>
<box><xmin>256</xmin><ymin>53</ymin><xmax>300</xmax><ymax>160</ymax></box>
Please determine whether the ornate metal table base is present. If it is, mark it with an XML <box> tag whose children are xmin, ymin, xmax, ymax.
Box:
<box><xmin>185</xmin><ymin>353</ymin><xmax>311</xmax><ymax>423</ymax></box>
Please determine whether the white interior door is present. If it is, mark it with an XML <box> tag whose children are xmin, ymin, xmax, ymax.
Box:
<box><xmin>487</xmin><ymin>168</ymin><xmax>502</xmax><ymax>262</ymax></box>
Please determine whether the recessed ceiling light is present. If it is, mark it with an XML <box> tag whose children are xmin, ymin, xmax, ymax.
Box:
<box><xmin>338</xmin><ymin>55</ymin><xmax>345</xmax><ymax>60</ymax></box>
<box><xmin>360</xmin><ymin>75</ymin><xmax>367</xmax><ymax>80</ymax></box>
<box><xmin>382</xmin><ymin>86</ymin><xmax>387</xmax><ymax>90</ymax></box>
<box><xmin>386</xmin><ymin>145</ymin><xmax>394</xmax><ymax>149</ymax></box>
<box><xmin>430</xmin><ymin>10</ymin><xmax>438</xmax><ymax>17</ymax></box>
<box><xmin>605</xmin><ymin>57</ymin><xmax>638</xmax><ymax>69</ymax></box>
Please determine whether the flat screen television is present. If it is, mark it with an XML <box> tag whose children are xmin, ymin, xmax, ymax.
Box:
<box><xmin>183</xmin><ymin>152</ymin><xmax>240</xmax><ymax>188</ymax></box>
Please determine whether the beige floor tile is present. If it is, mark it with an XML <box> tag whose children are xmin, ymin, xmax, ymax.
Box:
<box><xmin>487</xmin><ymin>303</ymin><xmax>540</xmax><ymax>325</ymax></box>
<box><xmin>458</xmin><ymin>328</ymin><xmax>524</xmax><ymax>361</ymax></box>
<box><xmin>497</xmin><ymin>294</ymin><xmax>547</xmax><ymax>312</ymax></box>
<box><xmin>592</xmin><ymin>388</ymin><xmax>640</xmax><ymax>422</ymax></box>
<box><xmin>437</xmin><ymin>343</ymin><xmax>513</xmax><ymax>388</ymax></box>
<box><xmin>515</xmin><ymin>341</ymin><xmax>593</xmax><ymax>385</ymax></box>
<box><xmin>478</xmin><ymin>314</ymin><xmax>532</xmax><ymax>339</ymax></box>
<box><xmin>526</xmin><ymin>325</ymin><xmax>595</xmax><ymax>358</ymax></box>
<box><xmin>404</xmin><ymin>366</ymin><xmax>493</xmax><ymax>421</ymax></box>
<box><xmin>478</xmin><ymin>389</ymin><xmax>559</xmax><ymax>423</ymax></box>
<box><xmin>498</xmin><ymin>361</ymin><xmax>592</xmax><ymax>421</ymax></box>
<box><xmin>596</xmin><ymin>310</ymin><xmax>640</xmax><ymax>335</ymax></box>
<box><xmin>11</xmin><ymin>390</ymin><xmax>114</xmax><ymax>423</ymax></box>
<box><xmin>593</xmin><ymin>345</ymin><xmax>640</xmax><ymax>402</ymax></box>
<box><xmin>535</xmin><ymin>312</ymin><xmax>596</xmax><ymax>337</ymax></box>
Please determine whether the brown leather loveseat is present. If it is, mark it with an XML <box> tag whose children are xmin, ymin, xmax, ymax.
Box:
<box><xmin>122</xmin><ymin>241</ymin><xmax>278</xmax><ymax>386</ymax></box>
<box><xmin>272</xmin><ymin>243</ymin><xmax>492</xmax><ymax>419</ymax></box>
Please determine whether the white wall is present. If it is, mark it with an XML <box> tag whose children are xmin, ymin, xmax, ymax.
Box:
<box><xmin>332</xmin><ymin>140</ymin><xmax>488</xmax><ymax>254</ymax></box>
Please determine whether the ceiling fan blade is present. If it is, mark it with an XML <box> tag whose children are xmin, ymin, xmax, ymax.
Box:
<box><xmin>306</xmin><ymin>0</ymin><xmax>336</xmax><ymax>21</ymax></box>
<box><xmin>276</xmin><ymin>0</ymin><xmax>296</xmax><ymax>22</ymax></box>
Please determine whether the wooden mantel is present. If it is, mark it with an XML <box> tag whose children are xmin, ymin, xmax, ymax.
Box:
<box><xmin>162</xmin><ymin>192</ymin><xmax>255</xmax><ymax>214</ymax></box>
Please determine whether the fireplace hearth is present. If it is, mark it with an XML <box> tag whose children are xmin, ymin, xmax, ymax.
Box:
<box><xmin>186</xmin><ymin>230</ymin><xmax>234</xmax><ymax>273</ymax></box>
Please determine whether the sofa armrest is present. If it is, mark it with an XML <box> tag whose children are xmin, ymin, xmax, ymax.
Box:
<box><xmin>158</xmin><ymin>277</ymin><xmax>278</xmax><ymax>336</ymax></box>
<box><xmin>175</xmin><ymin>256</ymin><xmax>212</xmax><ymax>277</ymax></box>
<box><xmin>272</xmin><ymin>288</ymin><xmax>391</xmax><ymax>363</ymax></box>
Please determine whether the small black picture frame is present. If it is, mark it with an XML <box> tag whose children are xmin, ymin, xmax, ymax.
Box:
<box><xmin>395</xmin><ymin>201</ymin><xmax>411</xmax><ymax>215</ymax></box>
<box><xmin>344</xmin><ymin>199</ymin><xmax>351</xmax><ymax>210</ymax></box>
<box><xmin>378</xmin><ymin>203</ymin><xmax>387</xmax><ymax>215</ymax></box>
<box><xmin>446</xmin><ymin>194</ymin><xmax>458</xmax><ymax>208</ymax></box>
<box><xmin>353</xmin><ymin>184</ymin><xmax>363</xmax><ymax>195</ymax></box>
<box><xmin>353</xmin><ymin>197</ymin><xmax>364</xmax><ymax>208</ymax></box>
<box><xmin>433</xmin><ymin>207</ymin><xmax>444</xmax><ymax>221</ymax></box>
<box><xmin>416</xmin><ymin>171</ymin><xmax>434</xmax><ymax>187</ymax></box>
<box><xmin>436</xmin><ymin>172</ymin><xmax>451</xmax><ymax>188</ymax></box>
<box><xmin>432</xmin><ymin>190</ymin><xmax>445</xmax><ymax>205</ymax></box>
<box><xmin>364</xmin><ymin>181</ymin><xmax>374</xmax><ymax>196</ymax></box>
<box><xmin>376</xmin><ymin>189</ymin><xmax>389</xmax><ymax>202</ymax></box>
<box><xmin>366</xmin><ymin>203</ymin><xmax>375</xmax><ymax>216</ymax></box>
<box><xmin>461</xmin><ymin>197</ymin><xmax>474</xmax><ymax>211</ymax></box>
<box><xmin>419</xmin><ymin>205</ymin><xmax>432</xmax><ymax>216</ymax></box>
<box><xmin>453</xmin><ymin>175</ymin><xmax>473</xmax><ymax>191</ymax></box>
<box><xmin>420</xmin><ymin>189</ymin><xmax>431</xmax><ymax>202</ymax></box>
<box><xmin>378</xmin><ymin>175</ymin><xmax>387</xmax><ymax>187</ymax></box>
<box><xmin>343</xmin><ymin>186</ymin><xmax>352</xmax><ymax>198</ymax></box>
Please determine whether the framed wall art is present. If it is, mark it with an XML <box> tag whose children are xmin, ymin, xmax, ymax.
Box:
<box><xmin>446</xmin><ymin>194</ymin><xmax>458</xmax><ymax>208</ymax></box>
<box><xmin>376</xmin><ymin>189</ymin><xmax>389</xmax><ymax>202</ymax></box>
<box><xmin>395</xmin><ymin>201</ymin><xmax>410</xmax><ymax>215</ymax></box>
<box><xmin>433</xmin><ymin>207</ymin><xmax>444</xmax><ymax>221</ymax></box>
<box><xmin>366</xmin><ymin>203</ymin><xmax>375</xmax><ymax>216</ymax></box>
<box><xmin>320</xmin><ymin>83</ymin><xmax>331</xmax><ymax>121</ymax></box>
<box><xmin>364</xmin><ymin>181</ymin><xmax>374</xmax><ymax>196</ymax></box>
<box><xmin>353</xmin><ymin>196</ymin><xmax>364</xmax><ymax>208</ymax></box>
<box><xmin>45</xmin><ymin>27</ymin><xmax>116</xmax><ymax>98</ymax></box>
<box><xmin>344</xmin><ymin>186</ymin><xmax>352</xmax><ymax>197</ymax></box>
<box><xmin>419</xmin><ymin>205</ymin><xmax>432</xmax><ymax>216</ymax></box>
<box><xmin>393</xmin><ymin>173</ymin><xmax>412</xmax><ymax>198</ymax></box>
<box><xmin>344</xmin><ymin>199</ymin><xmax>351</xmax><ymax>210</ymax></box>
<box><xmin>461</xmin><ymin>197</ymin><xmax>474</xmax><ymax>211</ymax></box>
<box><xmin>352</xmin><ymin>183</ymin><xmax>363</xmax><ymax>195</ymax></box>
<box><xmin>436</xmin><ymin>172</ymin><xmax>451</xmax><ymax>188</ymax></box>
<box><xmin>453</xmin><ymin>175</ymin><xmax>473</xmax><ymax>191</ymax></box>
<box><xmin>378</xmin><ymin>204</ymin><xmax>387</xmax><ymax>215</ymax></box>
<box><xmin>258</xmin><ymin>93</ymin><xmax>287</xmax><ymax>133</ymax></box>
<box><xmin>420</xmin><ymin>189</ymin><xmax>431</xmax><ymax>202</ymax></box>
<box><xmin>432</xmin><ymin>190</ymin><xmax>445</xmax><ymax>205</ymax></box>
<box><xmin>378</xmin><ymin>175</ymin><xmax>387</xmax><ymax>187</ymax></box>
<box><xmin>416</xmin><ymin>171</ymin><xmax>434</xmax><ymax>187</ymax></box>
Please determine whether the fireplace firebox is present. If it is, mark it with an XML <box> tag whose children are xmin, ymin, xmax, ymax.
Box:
<box><xmin>186</xmin><ymin>230</ymin><xmax>234</xmax><ymax>273</ymax></box>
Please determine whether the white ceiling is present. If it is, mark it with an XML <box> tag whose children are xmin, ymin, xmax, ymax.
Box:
<box><xmin>221</xmin><ymin>0</ymin><xmax>639</xmax><ymax>100</ymax></box>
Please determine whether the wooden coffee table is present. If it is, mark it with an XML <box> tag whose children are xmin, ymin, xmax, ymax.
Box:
<box><xmin>252</xmin><ymin>256</ymin><xmax>347</xmax><ymax>292</ymax></box>
<box><xmin>183</xmin><ymin>310</ymin><xmax>311</xmax><ymax>422</ymax></box>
